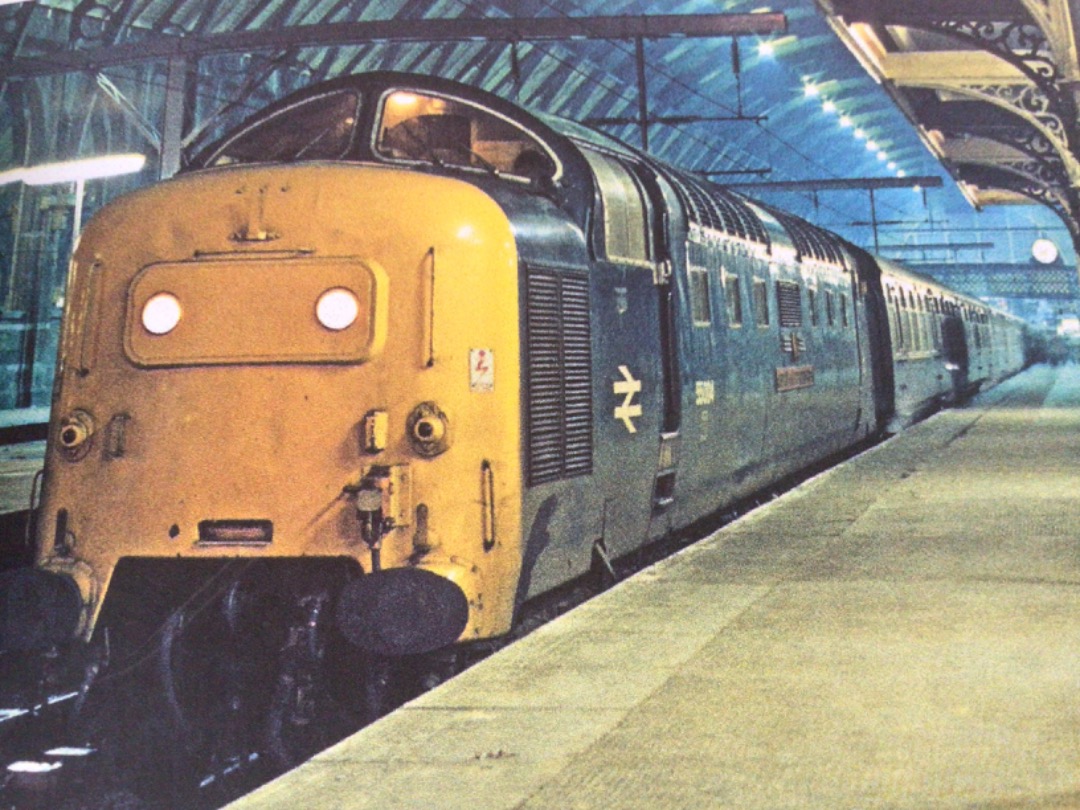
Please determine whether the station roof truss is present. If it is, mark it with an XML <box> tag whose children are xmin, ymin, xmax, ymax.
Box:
<box><xmin>0</xmin><ymin>3</ymin><xmax>789</xmax><ymax>177</ymax></box>
<box><xmin>0</xmin><ymin>0</ymin><xmax>1074</xmax><ymax>284</ymax></box>
<box><xmin>817</xmin><ymin>0</ymin><xmax>1080</xmax><ymax>249</ymax></box>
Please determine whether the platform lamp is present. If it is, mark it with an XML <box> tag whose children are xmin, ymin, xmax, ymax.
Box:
<box><xmin>1031</xmin><ymin>236</ymin><xmax>1059</xmax><ymax>265</ymax></box>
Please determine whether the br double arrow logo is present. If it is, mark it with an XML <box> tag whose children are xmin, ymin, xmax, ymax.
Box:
<box><xmin>613</xmin><ymin>365</ymin><xmax>642</xmax><ymax>434</ymax></box>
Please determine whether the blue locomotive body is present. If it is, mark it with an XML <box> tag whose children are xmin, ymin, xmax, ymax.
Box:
<box><xmin>481</xmin><ymin>85</ymin><xmax>1024</xmax><ymax>603</ymax></box>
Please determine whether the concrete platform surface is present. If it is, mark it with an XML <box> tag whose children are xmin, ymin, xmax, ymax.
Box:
<box><xmin>229</xmin><ymin>364</ymin><xmax>1080</xmax><ymax>810</ymax></box>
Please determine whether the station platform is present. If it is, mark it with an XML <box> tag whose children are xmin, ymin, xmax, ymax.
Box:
<box><xmin>233</xmin><ymin>364</ymin><xmax>1078</xmax><ymax>807</ymax></box>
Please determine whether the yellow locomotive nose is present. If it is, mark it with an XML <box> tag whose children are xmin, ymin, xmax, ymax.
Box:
<box><xmin>39</xmin><ymin>162</ymin><xmax>524</xmax><ymax>646</ymax></box>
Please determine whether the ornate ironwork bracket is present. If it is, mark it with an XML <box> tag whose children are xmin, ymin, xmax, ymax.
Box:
<box><xmin>953</xmin><ymin>82</ymin><xmax>1080</xmax><ymax>184</ymax></box>
<box><xmin>940</xmin><ymin>125</ymin><xmax>1068</xmax><ymax>187</ymax></box>
<box><xmin>995</xmin><ymin>157</ymin><xmax>1068</xmax><ymax>189</ymax></box>
<box><xmin>997</xmin><ymin>128</ymin><xmax>1067</xmax><ymax>173</ymax></box>
<box><xmin>960</xmin><ymin>163</ymin><xmax>1080</xmax><ymax>244</ymax></box>
<box><xmin>928</xmin><ymin>19</ymin><xmax>1074</xmax><ymax>135</ymax></box>
<box><xmin>1021</xmin><ymin>183</ymin><xmax>1080</xmax><ymax>243</ymax></box>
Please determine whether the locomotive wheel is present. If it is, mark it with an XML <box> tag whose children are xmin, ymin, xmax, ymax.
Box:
<box><xmin>262</xmin><ymin>653</ymin><xmax>355</xmax><ymax>770</ymax></box>
<box><xmin>261</xmin><ymin>591</ymin><xmax>362</xmax><ymax>770</ymax></box>
<box><xmin>159</xmin><ymin>574</ymin><xmax>289</xmax><ymax>780</ymax></box>
<box><xmin>58</xmin><ymin>561</ymin><xmax>368</xmax><ymax>804</ymax></box>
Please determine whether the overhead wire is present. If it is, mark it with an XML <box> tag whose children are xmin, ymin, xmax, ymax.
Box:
<box><xmin>7</xmin><ymin>0</ymin><xmax>1058</xmax><ymax>248</ymax></box>
<box><xmin>517</xmin><ymin>0</ymin><xmax>926</xmax><ymax>223</ymax></box>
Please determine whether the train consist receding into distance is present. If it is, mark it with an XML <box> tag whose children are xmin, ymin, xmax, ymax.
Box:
<box><xmin>0</xmin><ymin>72</ymin><xmax>1026</xmax><ymax>803</ymax></box>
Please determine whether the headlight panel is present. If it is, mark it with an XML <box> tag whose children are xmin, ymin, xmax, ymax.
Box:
<box><xmin>125</xmin><ymin>258</ymin><xmax>386</xmax><ymax>367</ymax></box>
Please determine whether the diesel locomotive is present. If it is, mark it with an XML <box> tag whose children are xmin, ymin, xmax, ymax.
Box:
<box><xmin>1</xmin><ymin>71</ymin><xmax>1025</xmax><ymax>790</ymax></box>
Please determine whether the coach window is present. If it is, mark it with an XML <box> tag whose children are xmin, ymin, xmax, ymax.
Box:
<box><xmin>921</xmin><ymin>299</ymin><xmax>931</xmax><ymax>348</ymax></box>
<box><xmin>752</xmin><ymin>278</ymin><xmax>770</xmax><ymax>327</ymax></box>
<box><xmin>724</xmin><ymin>272</ymin><xmax>743</xmax><ymax>326</ymax></box>
<box><xmin>825</xmin><ymin>290</ymin><xmax>835</xmax><ymax>326</ymax></box>
<box><xmin>579</xmin><ymin>148</ymin><xmax>653</xmax><ymax>267</ymax></box>
<box><xmin>916</xmin><ymin>300</ymin><xmax>925</xmax><ymax>349</ymax></box>
<box><xmin>893</xmin><ymin>298</ymin><xmax>904</xmax><ymax>349</ymax></box>
<box><xmin>686</xmin><ymin>240</ymin><xmax>712</xmax><ymax>326</ymax></box>
<box><xmin>808</xmin><ymin>287</ymin><xmax>819</xmax><ymax>326</ymax></box>
<box><xmin>903</xmin><ymin>295</ymin><xmax>914</xmax><ymax>349</ymax></box>
<box><xmin>840</xmin><ymin>293</ymin><xmax>849</xmax><ymax>327</ymax></box>
<box><xmin>376</xmin><ymin>90</ymin><xmax>557</xmax><ymax>182</ymax></box>
<box><xmin>909</xmin><ymin>296</ymin><xmax>921</xmax><ymax>351</ymax></box>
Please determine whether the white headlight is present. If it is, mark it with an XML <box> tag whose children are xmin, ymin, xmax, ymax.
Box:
<box><xmin>142</xmin><ymin>292</ymin><xmax>182</xmax><ymax>335</ymax></box>
<box><xmin>316</xmin><ymin>288</ymin><xmax>359</xmax><ymax>331</ymax></box>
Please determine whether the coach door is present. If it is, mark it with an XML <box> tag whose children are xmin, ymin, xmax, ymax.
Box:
<box><xmin>580</xmin><ymin>147</ymin><xmax>680</xmax><ymax>552</ymax></box>
<box><xmin>628</xmin><ymin>161</ymin><xmax>680</xmax><ymax>517</ymax></box>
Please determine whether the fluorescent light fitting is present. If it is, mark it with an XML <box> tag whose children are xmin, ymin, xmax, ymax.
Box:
<box><xmin>804</xmin><ymin>84</ymin><xmax>820</xmax><ymax>97</ymax></box>
<box><xmin>877</xmin><ymin>151</ymin><xmax>888</xmax><ymax>161</ymax></box>
<box><xmin>822</xmin><ymin>100</ymin><xmax>837</xmax><ymax>114</ymax></box>
<box><xmin>758</xmin><ymin>41</ymin><xmax>775</xmax><ymax>57</ymax></box>
<box><xmin>19</xmin><ymin>153</ymin><xmax>146</xmax><ymax>186</ymax></box>
<box><xmin>854</xmin><ymin>128</ymin><xmax>866</xmax><ymax>140</ymax></box>
<box><xmin>839</xmin><ymin>116</ymin><xmax>853</xmax><ymax>128</ymax></box>
<box><xmin>865</xmin><ymin>140</ymin><xmax>878</xmax><ymax>151</ymax></box>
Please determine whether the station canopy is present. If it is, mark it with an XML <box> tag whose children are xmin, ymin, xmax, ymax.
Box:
<box><xmin>1</xmin><ymin>0</ymin><xmax>1077</xmax><ymax>269</ymax></box>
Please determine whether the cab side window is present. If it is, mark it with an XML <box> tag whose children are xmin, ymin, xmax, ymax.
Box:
<box><xmin>580</xmin><ymin>148</ymin><xmax>653</xmax><ymax>268</ymax></box>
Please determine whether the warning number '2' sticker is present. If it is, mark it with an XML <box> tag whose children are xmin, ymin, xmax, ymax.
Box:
<box><xmin>470</xmin><ymin>348</ymin><xmax>495</xmax><ymax>392</ymax></box>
